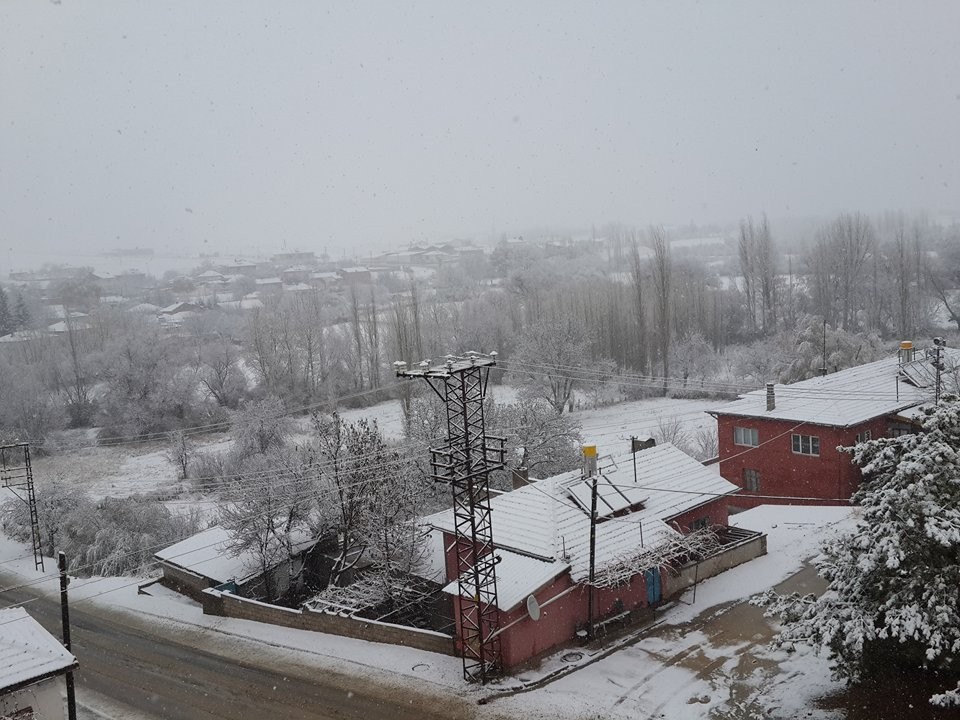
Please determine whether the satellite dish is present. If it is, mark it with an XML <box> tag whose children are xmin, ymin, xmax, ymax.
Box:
<box><xmin>526</xmin><ymin>594</ymin><xmax>541</xmax><ymax>621</ymax></box>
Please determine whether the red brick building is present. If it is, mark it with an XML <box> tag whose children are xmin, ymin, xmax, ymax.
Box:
<box><xmin>425</xmin><ymin>442</ymin><xmax>746</xmax><ymax>669</ymax></box>
<box><xmin>711</xmin><ymin>346</ymin><xmax>959</xmax><ymax>509</ymax></box>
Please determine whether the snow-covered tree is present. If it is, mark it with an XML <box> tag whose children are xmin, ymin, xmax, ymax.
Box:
<box><xmin>510</xmin><ymin>317</ymin><xmax>590</xmax><ymax>414</ymax></box>
<box><xmin>758</xmin><ymin>400</ymin><xmax>960</xmax><ymax>707</ymax></box>
<box><xmin>219</xmin><ymin>449</ymin><xmax>317</xmax><ymax>603</ymax></box>
<box><xmin>489</xmin><ymin>399</ymin><xmax>583</xmax><ymax>478</ymax></box>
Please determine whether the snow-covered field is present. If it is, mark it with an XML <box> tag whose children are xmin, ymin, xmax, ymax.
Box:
<box><xmin>575</xmin><ymin>396</ymin><xmax>724</xmax><ymax>454</ymax></box>
<box><xmin>29</xmin><ymin>391</ymin><xmax>722</xmax><ymax>505</ymax></box>
<box><xmin>0</xmin><ymin>503</ymin><xmax>855</xmax><ymax>719</ymax></box>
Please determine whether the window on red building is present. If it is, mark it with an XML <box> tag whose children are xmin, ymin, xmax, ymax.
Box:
<box><xmin>791</xmin><ymin>433</ymin><xmax>820</xmax><ymax>456</ymax></box>
<box><xmin>743</xmin><ymin>468</ymin><xmax>760</xmax><ymax>492</ymax></box>
<box><xmin>856</xmin><ymin>430</ymin><xmax>872</xmax><ymax>443</ymax></box>
<box><xmin>734</xmin><ymin>426</ymin><xmax>759</xmax><ymax>446</ymax></box>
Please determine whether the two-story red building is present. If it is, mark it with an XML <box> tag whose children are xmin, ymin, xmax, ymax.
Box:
<box><xmin>424</xmin><ymin>442</ymin><xmax>751</xmax><ymax>669</ymax></box>
<box><xmin>711</xmin><ymin>345</ymin><xmax>960</xmax><ymax>509</ymax></box>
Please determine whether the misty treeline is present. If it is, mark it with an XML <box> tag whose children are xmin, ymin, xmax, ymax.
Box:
<box><xmin>1</xmin><ymin>211</ymin><xmax>958</xmax><ymax>451</ymax></box>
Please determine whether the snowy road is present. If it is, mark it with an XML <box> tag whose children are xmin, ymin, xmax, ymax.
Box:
<box><xmin>0</xmin><ymin>574</ymin><xmax>489</xmax><ymax>720</ymax></box>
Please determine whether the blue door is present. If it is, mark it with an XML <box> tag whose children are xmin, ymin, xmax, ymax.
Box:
<box><xmin>645</xmin><ymin>567</ymin><xmax>662</xmax><ymax>605</ymax></box>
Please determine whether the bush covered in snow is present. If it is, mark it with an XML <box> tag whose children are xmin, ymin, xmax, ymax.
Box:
<box><xmin>0</xmin><ymin>478</ymin><xmax>203</xmax><ymax>576</ymax></box>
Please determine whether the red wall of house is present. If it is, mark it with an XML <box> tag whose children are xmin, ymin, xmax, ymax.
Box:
<box><xmin>716</xmin><ymin>414</ymin><xmax>889</xmax><ymax>508</ymax></box>
<box><xmin>665</xmin><ymin>495</ymin><xmax>730</xmax><ymax>532</ymax></box>
<box><xmin>443</xmin><ymin>531</ymin><xmax>659</xmax><ymax>668</ymax></box>
<box><xmin>496</xmin><ymin>571</ymin><xmax>653</xmax><ymax>668</ymax></box>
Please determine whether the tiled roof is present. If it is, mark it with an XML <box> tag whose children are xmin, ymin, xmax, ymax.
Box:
<box><xmin>712</xmin><ymin>351</ymin><xmax>960</xmax><ymax>427</ymax></box>
<box><xmin>425</xmin><ymin>443</ymin><xmax>738</xmax><ymax>582</ymax></box>
<box><xmin>0</xmin><ymin>608</ymin><xmax>76</xmax><ymax>691</ymax></box>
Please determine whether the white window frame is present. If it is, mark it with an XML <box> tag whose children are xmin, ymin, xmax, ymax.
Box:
<box><xmin>856</xmin><ymin>430</ymin><xmax>872</xmax><ymax>443</ymax></box>
<box><xmin>734</xmin><ymin>426</ymin><xmax>759</xmax><ymax>447</ymax></box>
<box><xmin>791</xmin><ymin>433</ymin><xmax>820</xmax><ymax>456</ymax></box>
<box><xmin>743</xmin><ymin>468</ymin><xmax>760</xmax><ymax>492</ymax></box>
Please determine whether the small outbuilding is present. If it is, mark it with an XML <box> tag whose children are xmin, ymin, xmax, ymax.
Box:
<box><xmin>155</xmin><ymin>525</ymin><xmax>318</xmax><ymax>602</ymax></box>
<box><xmin>0</xmin><ymin>607</ymin><xmax>78</xmax><ymax>720</ymax></box>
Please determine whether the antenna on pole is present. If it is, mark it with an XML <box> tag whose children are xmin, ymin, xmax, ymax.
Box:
<box><xmin>396</xmin><ymin>351</ymin><xmax>506</xmax><ymax>683</ymax></box>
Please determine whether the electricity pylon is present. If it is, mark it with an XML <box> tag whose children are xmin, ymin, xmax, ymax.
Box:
<box><xmin>396</xmin><ymin>352</ymin><xmax>505</xmax><ymax>683</ymax></box>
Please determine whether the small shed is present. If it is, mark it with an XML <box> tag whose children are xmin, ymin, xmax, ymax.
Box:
<box><xmin>0</xmin><ymin>607</ymin><xmax>78</xmax><ymax>720</ymax></box>
<box><xmin>156</xmin><ymin>525</ymin><xmax>317</xmax><ymax>602</ymax></box>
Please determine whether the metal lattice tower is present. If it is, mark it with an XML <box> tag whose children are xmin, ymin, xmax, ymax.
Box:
<box><xmin>396</xmin><ymin>352</ymin><xmax>505</xmax><ymax>683</ymax></box>
<box><xmin>0</xmin><ymin>443</ymin><xmax>44</xmax><ymax>571</ymax></box>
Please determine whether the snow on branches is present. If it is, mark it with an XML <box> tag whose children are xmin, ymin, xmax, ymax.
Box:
<box><xmin>756</xmin><ymin>400</ymin><xmax>960</xmax><ymax>707</ymax></box>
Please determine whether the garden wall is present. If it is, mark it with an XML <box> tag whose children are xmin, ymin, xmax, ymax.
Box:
<box><xmin>202</xmin><ymin>588</ymin><xmax>455</xmax><ymax>656</ymax></box>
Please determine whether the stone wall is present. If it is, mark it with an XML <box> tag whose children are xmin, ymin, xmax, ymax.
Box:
<box><xmin>664</xmin><ymin>531</ymin><xmax>767</xmax><ymax>597</ymax></box>
<box><xmin>202</xmin><ymin>589</ymin><xmax>455</xmax><ymax>656</ymax></box>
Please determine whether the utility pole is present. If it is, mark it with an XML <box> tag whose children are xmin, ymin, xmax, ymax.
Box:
<box><xmin>584</xmin><ymin>445</ymin><xmax>598</xmax><ymax>640</ymax></box>
<box><xmin>932</xmin><ymin>337</ymin><xmax>946</xmax><ymax>403</ymax></box>
<box><xmin>59</xmin><ymin>551</ymin><xmax>77</xmax><ymax>720</ymax></box>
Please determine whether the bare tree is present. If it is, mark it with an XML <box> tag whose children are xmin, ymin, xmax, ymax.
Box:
<box><xmin>628</xmin><ymin>240</ymin><xmax>649</xmax><ymax>373</ymax></box>
<box><xmin>165</xmin><ymin>430</ymin><xmax>193</xmax><ymax>480</ymax></box>
<box><xmin>511</xmin><ymin>317</ymin><xmax>590</xmax><ymax>414</ymax></box>
<box><xmin>651</xmin><ymin>227</ymin><xmax>672</xmax><ymax>394</ymax></box>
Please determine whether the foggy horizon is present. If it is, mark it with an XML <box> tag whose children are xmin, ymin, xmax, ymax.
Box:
<box><xmin>2</xmin><ymin>1</ymin><xmax>959</xmax><ymax>268</ymax></box>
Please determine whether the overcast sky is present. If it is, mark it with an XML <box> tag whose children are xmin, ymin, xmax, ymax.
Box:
<box><xmin>2</xmin><ymin>1</ymin><xmax>959</xmax><ymax>263</ymax></box>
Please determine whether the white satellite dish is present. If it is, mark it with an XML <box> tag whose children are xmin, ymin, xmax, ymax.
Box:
<box><xmin>526</xmin><ymin>594</ymin><xmax>541</xmax><ymax>621</ymax></box>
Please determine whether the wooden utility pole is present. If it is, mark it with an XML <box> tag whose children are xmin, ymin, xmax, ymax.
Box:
<box><xmin>58</xmin><ymin>551</ymin><xmax>77</xmax><ymax>720</ymax></box>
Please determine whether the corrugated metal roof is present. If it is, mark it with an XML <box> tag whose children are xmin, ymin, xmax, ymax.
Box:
<box><xmin>712</xmin><ymin>351</ymin><xmax>960</xmax><ymax>427</ymax></box>
<box><xmin>0</xmin><ymin>608</ymin><xmax>76</xmax><ymax>691</ymax></box>
<box><xmin>442</xmin><ymin>549</ymin><xmax>568</xmax><ymax>611</ymax></box>
<box><xmin>425</xmin><ymin>443</ymin><xmax>738</xmax><ymax>582</ymax></box>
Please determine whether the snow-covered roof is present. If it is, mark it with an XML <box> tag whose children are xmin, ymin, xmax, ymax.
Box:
<box><xmin>219</xmin><ymin>297</ymin><xmax>264</xmax><ymax>311</ymax></box>
<box><xmin>425</xmin><ymin>443</ymin><xmax>737</xmax><ymax>582</ymax></box>
<box><xmin>340</xmin><ymin>266</ymin><xmax>369</xmax><ymax>273</ymax></box>
<box><xmin>128</xmin><ymin>303</ymin><xmax>160</xmax><ymax>313</ymax></box>
<box><xmin>196</xmin><ymin>270</ymin><xmax>225</xmax><ymax>279</ymax></box>
<box><xmin>282</xmin><ymin>264</ymin><xmax>312</xmax><ymax>272</ymax></box>
<box><xmin>0</xmin><ymin>330</ymin><xmax>42</xmax><ymax>343</ymax></box>
<box><xmin>155</xmin><ymin>525</ymin><xmax>315</xmax><ymax>584</ymax></box>
<box><xmin>159</xmin><ymin>301</ymin><xmax>199</xmax><ymax>314</ymax></box>
<box><xmin>255</xmin><ymin>277</ymin><xmax>282</xmax><ymax>285</ymax></box>
<box><xmin>46</xmin><ymin>320</ymin><xmax>91</xmax><ymax>333</ymax></box>
<box><xmin>283</xmin><ymin>282</ymin><xmax>312</xmax><ymax>292</ymax></box>
<box><xmin>712</xmin><ymin>351</ymin><xmax>960</xmax><ymax>427</ymax></box>
<box><xmin>442</xmin><ymin>549</ymin><xmax>568</xmax><ymax>611</ymax></box>
<box><xmin>0</xmin><ymin>608</ymin><xmax>77</xmax><ymax>692</ymax></box>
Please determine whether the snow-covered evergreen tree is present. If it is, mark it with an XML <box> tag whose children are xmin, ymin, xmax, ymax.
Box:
<box><xmin>758</xmin><ymin>400</ymin><xmax>960</xmax><ymax>707</ymax></box>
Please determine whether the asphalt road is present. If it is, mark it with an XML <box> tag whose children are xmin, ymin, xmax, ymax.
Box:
<box><xmin>0</xmin><ymin>575</ymin><xmax>487</xmax><ymax>720</ymax></box>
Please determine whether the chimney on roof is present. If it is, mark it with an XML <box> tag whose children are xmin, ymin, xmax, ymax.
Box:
<box><xmin>511</xmin><ymin>467</ymin><xmax>530</xmax><ymax>489</ymax></box>
<box><xmin>766</xmin><ymin>383</ymin><xmax>776</xmax><ymax>412</ymax></box>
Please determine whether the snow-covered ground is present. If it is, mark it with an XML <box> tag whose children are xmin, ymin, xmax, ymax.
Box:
<box><xmin>575</xmin><ymin>396</ymin><xmax>724</xmax><ymax>454</ymax></box>
<box><xmin>0</xmin><ymin>503</ymin><xmax>856</xmax><ymax>719</ymax></box>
